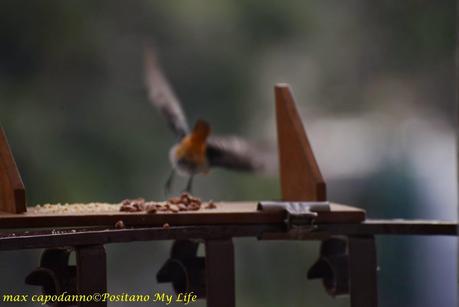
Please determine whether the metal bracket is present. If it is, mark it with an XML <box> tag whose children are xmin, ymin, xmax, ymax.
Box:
<box><xmin>307</xmin><ymin>236</ymin><xmax>379</xmax><ymax>307</ymax></box>
<box><xmin>307</xmin><ymin>238</ymin><xmax>349</xmax><ymax>296</ymax></box>
<box><xmin>258</xmin><ymin>201</ymin><xmax>330</xmax><ymax>230</ymax></box>
<box><xmin>157</xmin><ymin>240</ymin><xmax>206</xmax><ymax>298</ymax></box>
<box><xmin>157</xmin><ymin>239</ymin><xmax>236</xmax><ymax>307</ymax></box>
<box><xmin>26</xmin><ymin>248</ymin><xmax>77</xmax><ymax>302</ymax></box>
<box><xmin>26</xmin><ymin>246</ymin><xmax>107</xmax><ymax>307</ymax></box>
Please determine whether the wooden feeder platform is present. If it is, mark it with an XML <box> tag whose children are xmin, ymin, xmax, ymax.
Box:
<box><xmin>0</xmin><ymin>202</ymin><xmax>364</xmax><ymax>228</ymax></box>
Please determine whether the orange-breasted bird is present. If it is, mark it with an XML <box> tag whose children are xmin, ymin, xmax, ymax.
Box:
<box><xmin>144</xmin><ymin>46</ymin><xmax>274</xmax><ymax>194</ymax></box>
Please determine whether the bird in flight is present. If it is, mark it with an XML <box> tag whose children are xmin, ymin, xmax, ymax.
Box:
<box><xmin>144</xmin><ymin>46</ymin><xmax>274</xmax><ymax>195</ymax></box>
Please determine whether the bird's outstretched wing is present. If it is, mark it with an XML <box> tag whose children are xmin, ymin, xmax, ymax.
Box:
<box><xmin>144</xmin><ymin>46</ymin><xmax>189</xmax><ymax>139</ymax></box>
<box><xmin>206</xmin><ymin>136</ymin><xmax>277</xmax><ymax>175</ymax></box>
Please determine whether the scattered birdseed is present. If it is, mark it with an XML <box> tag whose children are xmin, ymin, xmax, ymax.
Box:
<box><xmin>121</xmin><ymin>193</ymin><xmax>212</xmax><ymax>214</ymax></box>
<box><xmin>169</xmin><ymin>205</ymin><xmax>179</xmax><ymax>213</ymax></box>
<box><xmin>114</xmin><ymin>220</ymin><xmax>125</xmax><ymax>229</ymax></box>
<box><xmin>27</xmin><ymin>193</ymin><xmax>217</xmax><ymax>215</ymax></box>
<box><xmin>205</xmin><ymin>201</ymin><xmax>217</xmax><ymax>209</ymax></box>
<box><xmin>120</xmin><ymin>198</ymin><xmax>146</xmax><ymax>212</ymax></box>
<box><xmin>29</xmin><ymin>203</ymin><xmax>121</xmax><ymax>214</ymax></box>
<box><xmin>168</xmin><ymin>197</ymin><xmax>181</xmax><ymax>204</ymax></box>
<box><xmin>145</xmin><ymin>205</ymin><xmax>157</xmax><ymax>214</ymax></box>
<box><xmin>188</xmin><ymin>203</ymin><xmax>200</xmax><ymax>211</ymax></box>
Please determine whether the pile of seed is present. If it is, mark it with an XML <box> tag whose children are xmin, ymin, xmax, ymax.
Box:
<box><xmin>28</xmin><ymin>194</ymin><xmax>216</xmax><ymax>215</ymax></box>
<box><xmin>119</xmin><ymin>193</ymin><xmax>216</xmax><ymax>214</ymax></box>
<box><xmin>29</xmin><ymin>203</ymin><xmax>121</xmax><ymax>214</ymax></box>
<box><xmin>118</xmin><ymin>198</ymin><xmax>155</xmax><ymax>213</ymax></box>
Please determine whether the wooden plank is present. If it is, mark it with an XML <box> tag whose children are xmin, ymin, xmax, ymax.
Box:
<box><xmin>0</xmin><ymin>220</ymin><xmax>455</xmax><ymax>252</ymax></box>
<box><xmin>0</xmin><ymin>225</ymin><xmax>284</xmax><ymax>251</ymax></box>
<box><xmin>261</xmin><ymin>220</ymin><xmax>458</xmax><ymax>240</ymax></box>
<box><xmin>0</xmin><ymin>202</ymin><xmax>365</xmax><ymax>229</ymax></box>
<box><xmin>323</xmin><ymin>219</ymin><xmax>458</xmax><ymax>236</ymax></box>
<box><xmin>275</xmin><ymin>84</ymin><xmax>326</xmax><ymax>201</ymax></box>
<box><xmin>0</xmin><ymin>126</ymin><xmax>26</xmax><ymax>213</ymax></box>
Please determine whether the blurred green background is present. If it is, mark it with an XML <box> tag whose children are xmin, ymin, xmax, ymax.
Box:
<box><xmin>0</xmin><ymin>1</ymin><xmax>456</xmax><ymax>306</ymax></box>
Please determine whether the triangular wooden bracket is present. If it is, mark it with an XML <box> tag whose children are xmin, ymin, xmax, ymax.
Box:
<box><xmin>0</xmin><ymin>126</ymin><xmax>26</xmax><ymax>213</ymax></box>
<box><xmin>275</xmin><ymin>83</ymin><xmax>326</xmax><ymax>202</ymax></box>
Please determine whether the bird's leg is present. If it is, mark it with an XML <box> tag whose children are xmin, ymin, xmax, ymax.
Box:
<box><xmin>184</xmin><ymin>175</ymin><xmax>194</xmax><ymax>193</ymax></box>
<box><xmin>164</xmin><ymin>169</ymin><xmax>176</xmax><ymax>197</ymax></box>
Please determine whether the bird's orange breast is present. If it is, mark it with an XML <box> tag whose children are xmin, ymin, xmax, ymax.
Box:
<box><xmin>174</xmin><ymin>135</ymin><xmax>207</xmax><ymax>166</ymax></box>
<box><xmin>173</xmin><ymin>119</ymin><xmax>211</xmax><ymax>174</ymax></box>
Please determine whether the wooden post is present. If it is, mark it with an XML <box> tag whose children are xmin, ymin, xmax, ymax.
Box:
<box><xmin>205</xmin><ymin>239</ymin><xmax>235</xmax><ymax>307</ymax></box>
<box><xmin>275</xmin><ymin>84</ymin><xmax>326</xmax><ymax>201</ymax></box>
<box><xmin>0</xmin><ymin>125</ymin><xmax>26</xmax><ymax>213</ymax></box>
<box><xmin>76</xmin><ymin>245</ymin><xmax>107</xmax><ymax>307</ymax></box>
<box><xmin>348</xmin><ymin>236</ymin><xmax>378</xmax><ymax>307</ymax></box>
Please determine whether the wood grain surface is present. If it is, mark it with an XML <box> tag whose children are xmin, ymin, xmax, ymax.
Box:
<box><xmin>0</xmin><ymin>126</ymin><xmax>26</xmax><ymax>213</ymax></box>
<box><xmin>275</xmin><ymin>84</ymin><xmax>326</xmax><ymax>202</ymax></box>
<box><xmin>0</xmin><ymin>202</ymin><xmax>365</xmax><ymax>229</ymax></box>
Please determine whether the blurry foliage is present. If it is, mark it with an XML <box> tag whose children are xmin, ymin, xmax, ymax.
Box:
<box><xmin>0</xmin><ymin>0</ymin><xmax>455</xmax><ymax>204</ymax></box>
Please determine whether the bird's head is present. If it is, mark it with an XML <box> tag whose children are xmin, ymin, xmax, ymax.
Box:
<box><xmin>190</xmin><ymin>119</ymin><xmax>211</xmax><ymax>143</ymax></box>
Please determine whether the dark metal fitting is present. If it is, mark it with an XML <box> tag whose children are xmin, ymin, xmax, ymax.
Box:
<box><xmin>308</xmin><ymin>238</ymin><xmax>349</xmax><ymax>296</ymax></box>
<box><xmin>25</xmin><ymin>248</ymin><xmax>77</xmax><ymax>304</ymax></box>
<box><xmin>157</xmin><ymin>240</ymin><xmax>206</xmax><ymax>298</ymax></box>
<box><xmin>258</xmin><ymin>201</ymin><xmax>330</xmax><ymax>229</ymax></box>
